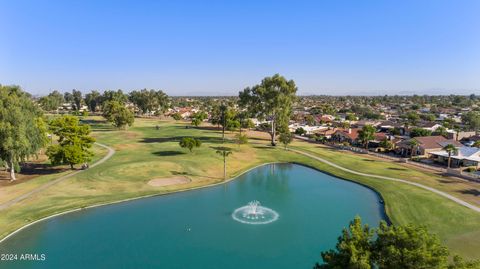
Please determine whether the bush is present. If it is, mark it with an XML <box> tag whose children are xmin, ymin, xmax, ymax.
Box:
<box><xmin>465</xmin><ymin>167</ymin><xmax>477</xmax><ymax>173</ymax></box>
<box><xmin>295</xmin><ymin>127</ymin><xmax>307</xmax><ymax>136</ymax></box>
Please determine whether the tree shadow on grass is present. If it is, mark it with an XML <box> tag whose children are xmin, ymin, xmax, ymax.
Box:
<box><xmin>18</xmin><ymin>163</ymin><xmax>67</xmax><ymax>176</ymax></box>
<box><xmin>438</xmin><ymin>179</ymin><xmax>456</xmax><ymax>184</ymax></box>
<box><xmin>252</xmin><ymin>145</ymin><xmax>276</xmax><ymax>150</ymax></box>
<box><xmin>362</xmin><ymin>159</ymin><xmax>376</xmax><ymax>162</ymax></box>
<box><xmin>140</xmin><ymin>136</ymin><xmax>224</xmax><ymax>144</ymax></box>
<box><xmin>210</xmin><ymin>146</ymin><xmax>234</xmax><ymax>151</ymax></box>
<box><xmin>388</xmin><ymin>167</ymin><xmax>408</xmax><ymax>171</ymax></box>
<box><xmin>170</xmin><ymin>170</ymin><xmax>221</xmax><ymax>180</ymax></box>
<box><xmin>152</xmin><ymin>151</ymin><xmax>186</xmax><ymax>157</ymax></box>
<box><xmin>457</xmin><ymin>189</ymin><xmax>480</xmax><ymax>197</ymax></box>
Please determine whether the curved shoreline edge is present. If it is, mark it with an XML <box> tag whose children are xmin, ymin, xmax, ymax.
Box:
<box><xmin>289</xmin><ymin>148</ymin><xmax>480</xmax><ymax>213</ymax></box>
<box><xmin>2</xmin><ymin>146</ymin><xmax>478</xmax><ymax>244</ymax></box>
<box><xmin>0</xmin><ymin>161</ymin><xmax>284</xmax><ymax>244</ymax></box>
<box><xmin>0</xmin><ymin>161</ymin><xmax>388</xmax><ymax>244</ymax></box>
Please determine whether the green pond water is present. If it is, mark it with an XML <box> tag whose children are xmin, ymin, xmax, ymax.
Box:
<box><xmin>0</xmin><ymin>163</ymin><xmax>385</xmax><ymax>269</ymax></box>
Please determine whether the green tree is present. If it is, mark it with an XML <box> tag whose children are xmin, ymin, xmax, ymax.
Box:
<box><xmin>316</xmin><ymin>217</ymin><xmax>478</xmax><ymax>269</ymax></box>
<box><xmin>39</xmin><ymin>90</ymin><xmax>64</xmax><ymax>112</ymax></box>
<box><xmin>191</xmin><ymin>111</ymin><xmax>208</xmax><ymax>127</ymax></box>
<box><xmin>172</xmin><ymin>112</ymin><xmax>182</xmax><ymax>121</ymax></box>
<box><xmin>242</xmin><ymin>118</ymin><xmax>255</xmax><ymax>130</ymax></box>
<box><xmin>219</xmin><ymin>104</ymin><xmax>230</xmax><ymax>141</ymax></box>
<box><xmin>461</xmin><ymin>111</ymin><xmax>480</xmax><ymax>132</ymax></box>
<box><xmin>421</xmin><ymin>113</ymin><xmax>436</xmax><ymax>122</ymax></box>
<box><xmin>102</xmin><ymin>101</ymin><xmax>134</xmax><ymax>129</ymax></box>
<box><xmin>46</xmin><ymin>115</ymin><xmax>95</xmax><ymax>169</ymax></box>
<box><xmin>0</xmin><ymin>85</ymin><xmax>48</xmax><ymax>180</ymax></box>
<box><xmin>358</xmin><ymin>125</ymin><xmax>376</xmax><ymax>149</ymax></box>
<box><xmin>408</xmin><ymin>139</ymin><xmax>419</xmax><ymax>158</ymax></box>
<box><xmin>64</xmin><ymin>92</ymin><xmax>74</xmax><ymax>104</ymax></box>
<box><xmin>129</xmin><ymin>89</ymin><xmax>169</xmax><ymax>115</ymax></box>
<box><xmin>389</xmin><ymin>127</ymin><xmax>401</xmax><ymax>136</ymax></box>
<box><xmin>279</xmin><ymin>132</ymin><xmax>293</xmax><ymax>150</ymax></box>
<box><xmin>410</xmin><ymin>128</ymin><xmax>432</xmax><ymax>138</ymax></box>
<box><xmin>315</xmin><ymin>216</ymin><xmax>374</xmax><ymax>269</ymax></box>
<box><xmin>179</xmin><ymin>137</ymin><xmax>202</xmax><ymax>153</ymax></box>
<box><xmin>346</xmin><ymin>113</ymin><xmax>357</xmax><ymax>121</ymax></box>
<box><xmin>101</xmin><ymin>89</ymin><xmax>128</xmax><ymax>106</ymax></box>
<box><xmin>215</xmin><ymin>147</ymin><xmax>232</xmax><ymax>180</ymax></box>
<box><xmin>379</xmin><ymin>138</ymin><xmax>394</xmax><ymax>151</ymax></box>
<box><xmin>239</xmin><ymin>74</ymin><xmax>297</xmax><ymax>146</ymax></box>
<box><xmin>435</xmin><ymin>126</ymin><xmax>448</xmax><ymax>138</ymax></box>
<box><xmin>306</xmin><ymin>114</ymin><xmax>315</xmax><ymax>125</ymax></box>
<box><xmin>374</xmin><ymin>222</ymin><xmax>449</xmax><ymax>269</ymax></box>
<box><xmin>226</xmin><ymin>119</ymin><xmax>241</xmax><ymax>131</ymax></box>
<box><xmin>406</xmin><ymin>112</ymin><xmax>420</xmax><ymax>126</ymax></box>
<box><xmin>442</xmin><ymin>144</ymin><xmax>458</xmax><ymax>168</ymax></box>
<box><xmin>295</xmin><ymin>127</ymin><xmax>307</xmax><ymax>136</ymax></box>
<box><xmin>473</xmin><ymin>140</ymin><xmax>480</xmax><ymax>148</ymax></box>
<box><xmin>209</xmin><ymin>103</ymin><xmax>222</xmax><ymax>128</ymax></box>
<box><xmin>72</xmin><ymin>89</ymin><xmax>83</xmax><ymax>111</ymax></box>
<box><xmin>191</xmin><ymin>118</ymin><xmax>201</xmax><ymax>127</ymax></box>
<box><xmin>235</xmin><ymin>133</ymin><xmax>248</xmax><ymax>147</ymax></box>
<box><xmin>84</xmin><ymin>90</ymin><xmax>101</xmax><ymax>112</ymax></box>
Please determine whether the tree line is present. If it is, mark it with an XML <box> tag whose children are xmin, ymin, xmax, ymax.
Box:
<box><xmin>1</xmin><ymin>85</ymin><xmax>96</xmax><ymax>180</ymax></box>
<box><xmin>39</xmin><ymin>88</ymin><xmax>170</xmax><ymax>129</ymax></box>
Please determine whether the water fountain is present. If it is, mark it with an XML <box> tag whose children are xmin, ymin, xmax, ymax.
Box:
<box><xmin>232</xmin><ymin>200</ymin><xmax>279</xmax><ymax>224</ymax></box>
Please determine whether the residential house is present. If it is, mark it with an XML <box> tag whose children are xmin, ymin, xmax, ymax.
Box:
<box><xmin>418</xmin><ymin>122</ymin><xmax>443</xmax><ymax>132</ymax></box>
<box><xmin>430</xmin><ymin>146</ymin><xmax>480</xmax><ymax>168</ymax></box>
<box><xmin>395</xmin><ymin>136</ymin><xmax>462</xmax><ymax>157</ymax></box>
<box><xmin>314</xmin><ymin>127</ymin><xmax>338</xmax><ymax>139</ymax></box>
<box><xmin>331</xmin><ymin>128</ymin><xmax>360</xmax><ymax>145</ymax></box>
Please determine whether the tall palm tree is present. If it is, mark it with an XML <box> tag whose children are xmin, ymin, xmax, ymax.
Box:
<box><xmin>219</xmin><ymin>103</ymin><xmax>228</xmax><ymax>142</ymax></box>
<box><xmin>442</xmin><ymin>144</ymin><xmax>458</xmax><ymax>169</ymax></box>
<box><xmin>216</xmin><ymin>147</ymin><xmax>232</xmax><ymax>180</ymax></box>
<box><xmin>358</xmin><ymin>125</ymin><xmax>376</xmax><ymax>149</ymax></box>
<box><xmin>407</xmin><ymin>139</ymin><xmax>419</xmax><ymax>159</ymax></box>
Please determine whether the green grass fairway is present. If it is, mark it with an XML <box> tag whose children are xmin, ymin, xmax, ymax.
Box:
<box><xmin>0</xmin><ymin>118</ymin><xmax>479</xmax><ymax>259</ymax></box>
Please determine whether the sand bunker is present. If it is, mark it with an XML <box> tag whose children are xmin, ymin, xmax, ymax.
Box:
<box><xmin>147</xmin><ymin>176</ymin><xmax>190</xmax><ymax>187</ymax></box>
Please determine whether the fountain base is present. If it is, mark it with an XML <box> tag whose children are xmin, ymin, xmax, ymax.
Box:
<box><xmin>232</xmin><ymin>201</ymin><xmax>279</xmax><ymax>225</ymax></box>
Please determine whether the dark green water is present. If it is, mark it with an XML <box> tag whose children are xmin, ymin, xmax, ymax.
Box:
<box><xmin>0</xmin><ymin>163</ymin><xmax>385</xmax><ymax>269</ymax></box>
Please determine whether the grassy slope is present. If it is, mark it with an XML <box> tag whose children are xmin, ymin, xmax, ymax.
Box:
<box><xmin>0</xmin><ymin>144</ymin><xmax>108</xmax><ymax>205</ymax></box>
<box><xmin>0</xmin><ymin>118</ymin><xmax>479</xmax><ymax>259</ymax></box>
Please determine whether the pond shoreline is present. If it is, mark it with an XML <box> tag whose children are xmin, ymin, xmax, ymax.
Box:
<box><xmin>0</xmin><ymin>161</ymin><xmax>389</xmax><ymax>245</ymax></box>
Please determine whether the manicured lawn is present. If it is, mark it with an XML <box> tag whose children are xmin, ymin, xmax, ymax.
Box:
<box><xmin>0</xmin><ymin>144</ymin><xmax>108</xmax><ymax>205</ymax></box>
<box><xmin>290</xmin><ymin>140</ymin><xmax>480</xmax><ymax>207</ymax></box>
<box><xmin>0</xmin><ymin>118</ymin><xmax>479</xmax><ymax>259</ymax></box>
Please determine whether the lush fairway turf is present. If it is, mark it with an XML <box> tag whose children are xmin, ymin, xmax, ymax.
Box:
<box><xmin>0</xmin><ymin>117</ymin><xmax>479</xmax><ymax>259</ymax></box>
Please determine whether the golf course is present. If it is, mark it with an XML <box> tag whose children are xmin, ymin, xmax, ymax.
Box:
<box><xmin>0</xmin><ymin>117</ymin><xmax>479</xmax><ymax>260</ymax></box>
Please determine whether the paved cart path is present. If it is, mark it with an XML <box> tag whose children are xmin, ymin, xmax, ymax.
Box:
<box><xmin>0</xmin><ymin>143</ymin><xmax>115</xmax><ymax>211</ymax></box>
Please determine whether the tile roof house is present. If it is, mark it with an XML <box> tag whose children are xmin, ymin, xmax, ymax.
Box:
<box><xmin>396</xmin><ymin>136</ymin><xmax>462</xmax><ymax>157</ymax></box>
<box><xmin>331</xmin><ymin>128</ymin><xmax>360</xmax><ymax>144</ymax></box>
<box><xmin>315</xmin><ymin>127</ymin><xmax>339</xmax><ymax>138</ymax></box>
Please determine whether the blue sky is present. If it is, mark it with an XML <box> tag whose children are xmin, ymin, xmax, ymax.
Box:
<box><xmin>1</xmin><ymin>0</ymin><xmax>479</xmax><ymax>96</ymax></box>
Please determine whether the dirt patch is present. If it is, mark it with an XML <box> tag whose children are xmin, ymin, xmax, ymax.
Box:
<box><xmin>147</xmin><ymin>176</ymin><xmax>190</xmax><ymax>187</ymax></box>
